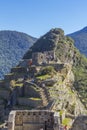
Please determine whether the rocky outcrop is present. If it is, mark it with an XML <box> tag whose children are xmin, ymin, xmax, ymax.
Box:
<box><xmin>71</xmin><ymin>116</ymin><xmax>87</xmax><ymax>130</ymax></box>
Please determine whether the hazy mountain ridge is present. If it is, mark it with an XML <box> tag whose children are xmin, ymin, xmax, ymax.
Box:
<box><xmin>0</xmin><ymin>30</ymin><xmax>37</xmax><ymax>79</ymax></box>
<box><xmin>68</xmin><ymin>27</ymin><xmax>87</xmax><ymax>57</ymax></box>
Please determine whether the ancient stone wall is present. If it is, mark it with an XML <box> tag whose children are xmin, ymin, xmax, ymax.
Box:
<box><xmin>11</xmin><ymin>67</ymin><xmax>27</xmax><ymax>74</ymax></box>
<box><xmin>4</xmin><ymin>73</ymin><xmax>14</xmax><ymax>81</ymax></box>
<box><xmin>18</xmin><ymin>59</ymin><xmax>30</xmax><ymax>67</ymax></box>
<box><xmin>8</xmin><ymin>110</ymin><xmax>55</xmax><ymax>130</ymax></box>
<box><xmin>24</xmin><ymin>83</ymin><xmax>40</xmax><ymax>98</ymax></box>
<box><xmin>32</xmin><ymin>51</ymin><xmax>55</xmax><ymax>65</ymax></box>
<box><xmin>18</xmin><ymin>97</ymin><xmax>42</xmax><ymax>107</ymax></box>
<box><xmin>0</xmin><ymin>81</ymin><xmax>5</xmax><ymax>88</ymax></box>
<box><xmin>32</xmin><ymin>52</ymin><xmax>45</xmax><ymax>65</ymax></box>
<box><xmin>44</xmin><ymin>51</ymin><xmax>55</xmax><ymax>60</ymax></box>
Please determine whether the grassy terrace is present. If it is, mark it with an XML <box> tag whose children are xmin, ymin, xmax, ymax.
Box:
<box><xmin>29</xmin><ymin>97</ymin><xmax>41</xmax><ymax>100</ymax></box>
<box><xmin>18</xmin><ymin>97</ymin><xmax>41</xmax><ymax>100</ymax></box>
<box><xmin>36</xmin><ymin>74</ymin><xmax>51</xmax><ymax>80</ymax></box>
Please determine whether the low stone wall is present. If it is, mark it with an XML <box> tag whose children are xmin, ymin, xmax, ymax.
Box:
<box><xmin>41</xmin><ymin>78</ymin><xmax>57</xmax><ymax>86</ymax></box>
<box><xmin>24</xmin><ymin>83</ymin><xmax>40</xmax><ymax>98</ymax></box>
<box><xmin>0</xmin><ymin>81</ymin><xmax>5</xmax><ymax>88</ymax></box>
<box><xmin>8</xmin><ymin>110</ymin><xmax>54</xmax><ymax>130</ymax></box>
<box><xmin>11</xmin><ymin>67</ymin><xmax>27</xmax><ymax>73</ymax></box>
<box><xmin>0</xmin><ymin>90</ymin><xmax>9</xmax><ymax>99</ymax></box>
<box><xmin>4</xmin><ymin>73</ymin><xmax>14</xmax><ymax>81</ymax></box>
<box><xmin>18</xmin><ymin>97</ymin><xmax>42</xmax><ymax>107</ymax></box>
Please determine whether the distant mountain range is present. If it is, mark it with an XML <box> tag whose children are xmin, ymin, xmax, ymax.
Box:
<box><xmin>68</xmin><ymin>27</ymin><xmax>87</xmax><ymax>57</ymax></box>
<box><xmin>0</xmin><ymin>30</ymin><xmax>37</xmax><ymax>79</ymax></box>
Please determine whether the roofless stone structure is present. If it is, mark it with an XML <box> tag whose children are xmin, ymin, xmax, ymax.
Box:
<box><xmin>8</xmin><ymin>110</ymin><xmax>58</xmax><ymax>130</ymax></box>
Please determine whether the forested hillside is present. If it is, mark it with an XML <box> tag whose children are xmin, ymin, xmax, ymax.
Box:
<box><xmin>68</xmin><ymin>27</ymin><xmax>87</xmax><ymax>57</ymax></box>
<box><xmin>0</xmin><ymin>30</ymin><xmax>37</xmax><ymax>79</ymax></box>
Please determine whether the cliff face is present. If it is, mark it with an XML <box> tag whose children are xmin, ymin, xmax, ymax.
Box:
<box><xmin>49</xmin><ymin>63</ymin><xmax>85</xmax><ymax>115</ymax></box>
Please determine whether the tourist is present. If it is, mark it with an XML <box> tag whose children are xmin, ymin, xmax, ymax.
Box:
<box><xmin>64</xmin><ymin>125</ymin><xmax>67</xmax><ymax>130</ymax></box>
<box><xmin>28</xmin><ymin>59</ymin><xmax>32</xmax><ymax>66</ymax></box>
<box><xmin>40</xmin><ymin>127</ymin><xmax>44</xmax><ymax>130</ymax></box>
<box><xmin>59</xmin><ymin>125</ymin><xmax>64</xmax><ymax>130</ymax></box>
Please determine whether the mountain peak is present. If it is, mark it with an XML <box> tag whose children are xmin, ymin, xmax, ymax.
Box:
<box><xmin>82</xmin><ymin>26</ymin><xmax>87</xmax><ymax>32</ymax></box>
<box><xmin>49</xmin><ymin>28</ymin><xmax>64</xmax><ymax>35</ymax></box>
<box><xmin>23</xmin><ymin>28</ymin><xmax>65</xmax><ymax>59</ymax></box>
<box><xmin>23</xmin><ymin>28</ymin><xmax>74</xmax><ymax>59</ymax></box>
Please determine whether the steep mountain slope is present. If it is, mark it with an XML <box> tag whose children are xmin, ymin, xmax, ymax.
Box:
<box><xmin>1</xmin><ymin>28</ymin><xmax>87</xmax><ymax>127</ymax></box>
<box><xmin>0</xmin><ymin>30</ymin><xmax>37</xmax><ymax>79</ymax></box>
<box><xmin>68</xmin><ymin>26</ymin><xmax>87</xmax><ymax>57</ymax></box>
<box><xmin>23</xmin><ymin>28</ymin><xmax>87</xmax><ymax>111</ymax></box>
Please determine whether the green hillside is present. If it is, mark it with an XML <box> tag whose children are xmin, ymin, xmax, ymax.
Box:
<box><xmin>0</xmin><ymin>30</ymin><xmax>37</xmax><ymax>79</ymax></box>
<box><xmin>68</xmin><ymin>26</ymin><xmax>87</xmax><ymax>57</ymax></box>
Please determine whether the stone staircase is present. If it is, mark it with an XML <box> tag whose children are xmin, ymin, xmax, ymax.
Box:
<box><xmin>39</xmin><ymin>87</ymin><xmax>50</xmax><ymax>107</ymax></box>
<box><xmin>24</xmin><ymin>80</ymin><xmax>51</xmax><ymax>108</ymax></box>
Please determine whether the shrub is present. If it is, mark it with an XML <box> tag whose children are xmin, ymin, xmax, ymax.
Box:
<box><xmin>40</xmin><ymin>66</ymin><xmax>56</xmax><ymax>75</ymax></box>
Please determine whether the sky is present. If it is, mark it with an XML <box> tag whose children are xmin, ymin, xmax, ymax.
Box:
<box><xmin>0</xmin><ymin>0</ymin><xmax>87</xmax><ymax>38</ymax></box>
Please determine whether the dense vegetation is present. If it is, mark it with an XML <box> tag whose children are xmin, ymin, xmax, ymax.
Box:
<box><xmin>73</xmin><ymin>54</ymin><xmax>87</xmax><ymax>108</ymax></box>
<box><xmin>68</xmin><ymin>26</ymin><xmax>87</xmax><ymax>57</ymax></box>
<box><xmin>0</xmin><ymin>30</ymin><xmax>37</xmax><ymax>79</ymax></box>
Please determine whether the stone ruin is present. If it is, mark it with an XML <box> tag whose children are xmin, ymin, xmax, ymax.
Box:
<box><xmin>8</xmin><ymin>110</ymin><xmax>59</xmax><ymax>130</ymax></box>
<box><xmin>32</xmin><ymin>51</ymin><xmax>55</xmax><ymax>65</ymax></box>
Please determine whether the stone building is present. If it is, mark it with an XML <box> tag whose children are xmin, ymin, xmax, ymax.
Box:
<box><xmin>8</xmin><ymin>110</ymin><xmax>58</xmax><ymax>130</ymax></box>
<box><xmin>32</xmin><ymin>51</ymin><xmax>55</xmax><ymax>65</ymax></box>
<box><xmin>32</xmin><ymin>52</ymin><xmax>45</xmax><ymax>65</ymax></box>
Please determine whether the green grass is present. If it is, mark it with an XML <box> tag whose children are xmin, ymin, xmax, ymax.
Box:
<box><xmin>36</xmin><ymin>74</ymin><xmax>51</xmax><ymax>80</ymax></box>
<box><xmin>62</xmin><ymin>117</ymin><xmax>72</xmax><ymax>126</ymax></box>
<box><xmin>15</xmin><ymin>83</ymin><xmax>23</xmax><ymax>87</ymax></box>
<box><xmin>59</xmin><ymin>110</ymin><xmax>64</xmax><ymax>116</ymax></box>
<box><xmin>29</xmin><ymin>97</ymin><xmax>41</xmax><ymax>100</ymax></box>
